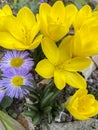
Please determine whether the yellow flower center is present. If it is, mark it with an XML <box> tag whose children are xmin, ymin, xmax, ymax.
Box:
<box><xmin>12</xmin><ymin>76</ymin><xmax>24</xmax><ymax>87</ymax></box>
<box><xmin>10</xmin><ymin>57</ymin><xmax>24</xmax><ymax>68</ymax></box>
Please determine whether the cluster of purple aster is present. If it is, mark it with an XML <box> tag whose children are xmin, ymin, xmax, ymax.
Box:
<box><xmin>0</xmin><ymin>50</ymin><xmax>34</xmax><ymax>101</ymax></box>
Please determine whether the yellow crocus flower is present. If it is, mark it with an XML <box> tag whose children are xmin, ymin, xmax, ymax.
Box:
<box><xmin>39</xmin><ymin>1</ymin><xmax>78</xmax><ymax>41</ymax></box>
<box><xmin>35</xmin><ymin>37</ymin><xmax>91</xmax><ymax>90</ymax></box>
<box><xmin>0</xmin><ymin>6</ymin><xmax>42</xmax><ymax>50</ymax></box>
<box><xmin>65</xmin><ymin>88</ymin><xmax>98</xmax><ymax>120</ymax></box>
<box><xmin>72</xmin><ymin>5</ymin><xmax>98</xmax><ymax>57</ymax></box>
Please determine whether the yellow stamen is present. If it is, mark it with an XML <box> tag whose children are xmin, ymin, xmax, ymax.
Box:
<box><xmin>10</xmin><ymin>57</ymin><xmax>24</xmax><ymax>68</ymax></box>
<box><xmin>12</xmin><ymin>76</ymin><xmax>24</xmax><ymax>87</ymax></box>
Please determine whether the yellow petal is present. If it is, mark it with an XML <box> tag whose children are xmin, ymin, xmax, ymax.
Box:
<box><xmin>54</xmin><ymin>69</ymin><xmax>66</xmax><ymax>90</ymax></box>
<box><xmin>69</xmin><ymin>88</ymin><xmax>88</xmax><ymax>105</ymax></box>
<box><xmin>0</xmin><ymin>32</ymin><xmax>28</xmax><ymax>50</ymax></box>
<box><xmin>35</xmin><ymin>59</ymin><xmax>54</xmax><ymax>78</ymax></box>
<box><xmin>64</xmin><ymin>71</ymin><xmax>87</xmax><ymax>88</ymax></box>
<box><xmin>48</xmin><ymin>24</ymin><xmax>69</xmax><ymax>41</ymax></box>
<box><xmin>64</xmin><ymin>57</ymin><xmax>92</xmax><ymax>71</ymax></box>
<box><xmin>29</xmin><ymin>34</ymin><xmax>42</xmax><ymax>49</ymax></box>
<box><xmin>64</xmin><ymin>4</ymin><xmax>78</xmax><ymax>25</ymax></box>
<box><xmin>80</xmin><ymin>26</ymin><xmax>98</xmax><ymax>56</ymax></box>
<box><xmin>39</xmin><ymin>3</ymin><xmax>51</xmax><ymax>36</ymax></box>
<box><xmin>41</xmin><ymin>37</ymin><xmax>59</xmax><ymax>65</ymax></box>
<box><xmin>29</xmin><ymin>22</ymin><xmax>40</xmax><ymax>43</ymax></box>
<box><xmin>51</xmin><ymin>1</ymin><xmax>65</xmax><ymax>21</ymax></box>
<box><xmin>66</xmin><ymin>104</ymin><xmax>90</xmax><ymax>120</ymax></box>
<box><xmin>72</xmin><ymin>32</ymin><xmax>82</xmax><ymax>57</ymax></box>
<box><xmin>2</xmin><ymin>4</ymin><xmax>12</xmax><ymax>16</ymax></box>
<box><xmin>0</xmin><ymin>5</ymin><xmax>12</xmax><ymax>17</ymax></box>
<box><xmin>59</xmin><ymin>36</ymin><xmax>72</xmax><ymax>62</ymax></box>
<box><xmin>72</xmin><ymin>28</ymin><xmax>98</xmax><ymax>57</ymax></box>
<box><xmin>3</xmin><ymin>16</ymin><xmax>25</xmax><ymax>43</ymax></box>
<box><xmin>74</xmin><ymin>5</ymin><xmax>92</xmax><ymax>30</ymax></box>
<box><xmin>65</xmin><ymin>89</ymin><xmax>90</xmax><ymax>120</ymax></box>
<box><xmin>17</xmin><ymin>7</ymin><xmax>36</xmax><ymax>31</ymax></box>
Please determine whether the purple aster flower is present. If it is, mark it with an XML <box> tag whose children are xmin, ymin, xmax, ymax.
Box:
<box><xmin>0</xmin><ymin>50</ymin><xmax>34</xmax><ymax>72</ymax></box>
<box><xmin>40</xmin><ymin>0</ymin><xmax>45</xmax><ymax>3</ymax></box>
<box><xmin>0</xmin><ymin>89</ymin><xmax>5</xmax><ymax>102</ymax></box>
<box><xmin>0</xmin><ymin>69</ymin><xmax>34</xmax><ymax>99</ymax></box>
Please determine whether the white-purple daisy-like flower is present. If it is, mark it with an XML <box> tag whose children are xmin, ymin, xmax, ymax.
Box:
<box><xmin>40</xmin><ymin>0</ymin><xmax>45</xmax><ymax>3</ymax></box>
<box><xmin>0</xmin><ymin>50</ymin><xmax>34</xmax><ymax>72</ymax></box>
<box><xmin>0</xmin><ymin>69</ymin><xmax>34</xmax><ymax>99</ymax></box>
<box><xmin>0</xmin><ymin>88</ymin><xmax>5</xmax><ymax>102</ymax></box>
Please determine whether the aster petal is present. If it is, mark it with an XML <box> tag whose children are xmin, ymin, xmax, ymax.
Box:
<box><xmin>0</xmin><ymin>50</ymin><xmax>34</xmax><ymax>72</ymax></box>
<box><xmin>41</xmin><ymin>37</ymin><xmax>59</xmax><ymax>65</ymax></box>
<box><xmin>63</xmin><ymin>57</ymin><xmax>92</xmax><ymax>72</ymax></box>
<box><xmin>54</xmin><ymin>69</ymin><xmax>66</xmax><ymax>90</ymax></box>
<box><xmin>0</xmin><ymin>90</ymin><xmax>5</xmax><ymax>102</ymax></box>
<box><xmin>17</xmin><ymin>7</ymin><xmax>36</xmax><ymax>31</ymax></box>
<box><xmin>39</xmin><ymin>3</ymin><xmax>51</xmax><ymax>36</ymax></box>
<box><xmin>59</xmin><ymin>36</ymin><xmax>72</xmax><ymax>62</ymax></box>
<box><xmin>35</xmin><ymin>59</ymin><xmax>54</xmax><ymax>78</ymax></box>
<box><xmin>64</xmin><ymin>71</ymin><xmax>87</xmax><ymax>88</ymax></box>
<box><xmin>0</xmin><ymin>32</ymin><xmax>28</xmax><ymax>50</ymax></box>
<box><xmin>0</xmin><ymin>69</ymin><xmax>33</xmax><ymax>99</ymax></box>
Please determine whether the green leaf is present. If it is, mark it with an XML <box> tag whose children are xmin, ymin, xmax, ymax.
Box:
<box><xmin>29</xmin><ymin>93</ymin><xmax>39</xmax><ymax>101</ymax></box>
<box><xmin>49</xmin><ymin>90</ymin><xmax>60</xmax><ymax>103</ymax></box>
<box><xmin>23</xmin><ymin>110</ymin><xmax>37</xmax><ymax>118</ymax></box>
<box><xmin>48</xmin><ymin>113</ymin><xmax>52</xmax><ymax>124</ymax></box>
<box><xmin>41</xmin><ymin>92</ymin><xmax>54</xmax><ymax>107</ymax></box>
<box><xmin>43</xmin><ymin>88</ymin><xmax>51</xmax><ymax>98</ymax></box>
<box><xmin>44</xmin><ymin>121</ymin><xmax>50</xmax><ymax>130</ymax></box>
<box><xmin>1</xmin><ymin>96</ymin><xmax>13</xmax><ymax>109</ymax></box>
<box><xmin>24</xmin><ymin>103</ymin><xmax>39</xmax><ymax>111</ymax></box>
<box><xmin>32</xmin><ymin>114</ymin><xmax>41</xmax><ymax>126</ymax></box>
<box><xmin>43</xmin><ymin>106</ymin><xmax>52</xmax><ymax>114</ymax></box>
<box><xmin>0</xmin><ymin>111</ymin><xmax>25</xmax><ymax>130</ymax></box>
<box><xmin>22</xmin><ymin>85</ymin><xmax>33</xmax><ymax>92</ymax></box>
<box><xmin>43</xmin><ymin>80</ymin><xmax>53</xmax><ymax>94</ymax></box>
<box><xmin>53</xmin><ymin>111</ymin><xmax>60</xmax><ymax>117</ymax></box>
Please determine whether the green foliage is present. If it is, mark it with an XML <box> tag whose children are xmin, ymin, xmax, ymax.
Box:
<box><xmin>0</xmin><ymin>111</ymin><xmax>25</xmax><ymax>130</ymax></box>
<box><xmin>32</xmin><ymin>45</ymin><xmax>45</xmax><ymax>67</ymax></box>
<box><xmin>0</xmin><ymin>96</ymin><xmax>17</xmax><ymax>119</ymax></box>
<box><xmin>88</xmin><ymin>87</ymin><xmax>98</xmax><ymax>100</ymax></box>
<box><xmin>0</xmin><ymin>96</ymin><xmax>13</xmax><ymax>110</ymax></box>
<box><xmin>63</xmin><ymin>0</ymin><xmax>88</xmax><ymax>8</ymax></box>
<box><xmin>23</xmin><ymin>80</ymin><xmax>61</xmax><ymax>126</ymax></box>
<box><xmin>74</xmin><ymin>0</ymin><xmax>87</xmax><ymax>8</ymax></box>
<box><xmin>12</xmin><ymin>0</ymin><xmax>40</xmax><ymax>14</ymax></box>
